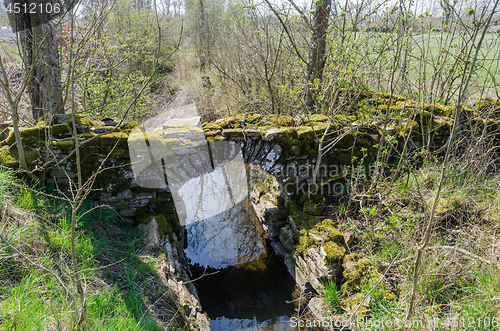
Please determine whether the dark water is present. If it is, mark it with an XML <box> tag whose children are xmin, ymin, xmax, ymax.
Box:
<box><xmin>185</xmin><ymin>200</ymin><xmax>299</xmax><ymax>330</ymax></box>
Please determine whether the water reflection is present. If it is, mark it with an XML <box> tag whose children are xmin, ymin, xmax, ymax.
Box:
<box><xmin>127</xmin><ymin>108</ymin><xmax>322</xmax><ymax>330</ymax></box>
<box><xmin>209</xmin><ymin>315</ymin><xmax>294</xmax><ymax>331</ymax></box>
<box><xmin>185</xmin><ymin>196</ymin><xmax>300</xmax><ymax>331</ymax></box>
<box><xmin>128</xmin><ymin>112</ymin><xmax>249</xmax><ymax>227</ymax></box>
<box><xmin>179</xmin><ymin>155</ymin><xmax>248</xmax><ymax>227</ymax></box>
<box><xmin>185</xmin><ymin>200</ymin><xmax>266</xmax><ymax>269</ymax></box>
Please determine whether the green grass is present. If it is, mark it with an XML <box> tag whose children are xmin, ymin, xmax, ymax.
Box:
<box><xmin>318</xmin><ymin>153</ymin><xmax>500</xmax><ymax>330</ymax></box>
<box><xmin>0</xmin><ymin>170</ymin><xmax>188</xmax><ymax>330</ymax></box>
<box><xmin>320</xmin><ymin>278</ymin><xmax>342</xmax><ymax>315</ymax></box>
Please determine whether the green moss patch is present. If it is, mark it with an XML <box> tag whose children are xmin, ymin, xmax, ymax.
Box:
<box><xmin>302</xmin><ymin>199</ymin><xmax>322</xmax><ymax>216</ymax></box>
<box><xmin>256</xmin><ymin>114</ymin><xmax>294</xmax><ymax>127</ymax></box>
<box><xmin>1</xmin><ymin>124</ymin><xmax>72</xmax><ymax>147</ymax></box>
<box><xmin>214</xmin><ymin>116</ymin><xmax>241</xmax><ymax>128</ymax></box>
<box><xmin>120</xmin><ymin>121</ymin><xmax>139</xmax><ymax>134</ymax></box>
<box><xmin>53</xmin><ymin>114</ymin><xmax>101</xmax><ymax>127</ymax></box>
<box><xmin>299</xmin><ymin>193</ymin><xmax>325</xmax><ymax>205</ymax></box>
<box><xmin>0</xmin><ymin>145</ymin><xmax>17</xmax><ymax>168</ymax></box>
<box><xmin>295</xmin><ymin>219</ymin><xmax>345</xmax><ymax>265</ymax></box>
<box><xmin>85</xmin><ymin>132</ymin><xmax>129</xmax><ymax>149</ymax></box>
<box><xmin>341</xmin><ymin>253</ymin><xmax>380</xmax><ymax>295</ymax></box>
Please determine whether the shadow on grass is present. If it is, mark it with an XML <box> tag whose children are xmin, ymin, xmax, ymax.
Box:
<box><xmin>30</xmin><ymin>189</ymin><xmax>187</xmax><ymax>331</ymax></box>
<box><xmin>77</xmin><ymin>201</ymin><xmax>188</xmax><ymax>330</ymax></box>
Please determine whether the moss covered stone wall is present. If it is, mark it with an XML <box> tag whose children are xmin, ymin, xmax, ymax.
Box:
<box><xmin>0</xmin><ymin>93</ymin><xmax>498</xmax><ymax>228</ymax></box>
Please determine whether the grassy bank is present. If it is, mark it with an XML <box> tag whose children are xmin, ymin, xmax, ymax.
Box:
<box><xmin>0</xmin><ymin>170</ymin><xmax>188</xmax><ymax>331</ymax></box>
<box><xmin>316</xmin><ymin>157</ymin><xmax>500</xmax><ymax>330</ymax></box>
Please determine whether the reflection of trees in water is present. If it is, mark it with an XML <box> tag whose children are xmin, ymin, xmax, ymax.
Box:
<box><xmin>185</xmin><ymin>199</ymin><xmax>267</xmax><ymax>269</ymax></box>
<box><xmin>177</xmin><ymin>155</ymin><xmax>248</xmax><ymax>224</ymax></box>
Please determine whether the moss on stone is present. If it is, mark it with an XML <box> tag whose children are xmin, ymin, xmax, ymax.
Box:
<box><xmin>206</xmin><ymin>135</ymin><xmax>223</xmax><ymax>142</ymax></box>
<box><xmin>295</xmin><ymin>219</ymin><xmax>345</xmax><ymax>264</ymax></box>
<box><xmin>203</xmin><ymin>122</ymin><xmax>223</xmax><ymax>131</ymax></box>
<box><xmin>303</xmin><ymin>199</ymin><xmax>322</xmax><ymax>216</ymax></box>
<box><xmin>375</xmin><ymin>92</ymin><xmax>406</xmax><ymax>102</ymax></box>
<box><xmin>245</xmin><ymin>113</ymin><xmax>262</xmax><ymax>123</ymax></box>
<box><xmin>256</xmin><ymin>114</ymin><xmax>294</xmax><ymax>127</ymax></box>
<box><xmin>309</xmin><ymin>114</ymin><xmax>329</xmax><ymax>122</ymax></box>
<box><xmin>296</xmin><ymin>213</ymin><xmax>319</xmax><ymax>228</ymax></box>
<box><xmin>85</xmin><ymin>131</ymin><xmax>129</xmax><ymax>149</ymax></box>
<box><xmin>272</xmin><ymin>127</ymin><xmax>317</xmax><ymax>159</ymax></box>
<box><xmin>52</xmin><ymin>139</ymin><xmax>76</xmax><ymax>150</ymax></box>
<box><xmin>204</xmin><ymin>128</ymin><xmax>222</xmax><ymax>137</ymax></box>
<box><xmin>475</xmin><ymin>98</ymin><xmax>500</xmax><ymax>113</ymax></box>
<box><xmin>9</xmin><ymin>147</ymin><xmax>38</xmax><ymax>164</ymax></box>
<box><xmin>309</xmin><ymin>219</ymin><xmax>343</xmax><ymax>242</ymax></box>
<box><xmin>0</xmin><ymin>145</ymin><xmax>17</xmax><ymax>168</ymax></box>
<box><xmin>261</xmin><ymin>193</ymin><xmax>277</xmax><ymax>205</ymax></box>
<box><xmin>128</xmin><ymin>129</ymin><xmax>181</xmax><ymax>153</ymax></box>
<box><xmin>76</xmin><ymin>114</ymin><xmax>101</xmax><ymax>126</ymax></box>
<box><xmin>295</xmin><ymin>228</ymin><xmax>317</xmax><ymax>256</ymax></box>
<box><xmin>214</xmin><ymin>117</ymin><xmax>239</xmax><ymax>128</ymax></box>
<box><xmin>296</xmin><ymin>126</ymin><xmax>313</xmax><ymax>140</ymax></box>
<box><xmin>299</xmin><ymin>193</ymin><xmax>325</xmax><ymax>205</ymax></box>
<box><xmin>341</xmin><ymin>253</ymin><xmax>380</xmax><ymax>295</ymax></box>
<box><xmin>120</xmin><ymin>121</ymin><xmax>139</xmax><ymax>134</ymax></box>
<box><xmin>425</xmin><ymin>197</ymin><xmax>453</xmax><ymax>214</ymax></box>
<box><xmin>323</xmin><ymin>241</ymin><xmax>346</xmax><ymax>265</ymax></box>
<box><xmin>2</xmin><ymin>124</ymin><xmax>72</xmax><ymax>147</ymax></box>
<box><xmin>342</xmin><ymin>292</ymin><xmax>371</xmax><ymax>317</ymax></box>
<box><xmin>53</xmin><ymin>114</ymin><xmax>101</xmax><ymax>127</ymax></box>
<box><xmin>425</xmin><ymin>103</ymin><xmax>450</xmax><ymax>117</ymax></box>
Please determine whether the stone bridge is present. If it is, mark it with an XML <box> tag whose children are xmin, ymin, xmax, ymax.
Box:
<box><xmin>1</xmin><ymin>93</ymin><xmax>499</xmax><ymax>328</ymax></box>
<box><xmin>2</xmin><ymin>92</ymin><xmax>497</xmax><ymax>225</ymax></box>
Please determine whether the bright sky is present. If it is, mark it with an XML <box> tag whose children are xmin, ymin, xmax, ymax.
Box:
<box><xmin>268</xmin><ymin>0</ymin><xmax>494</xmax><ymax>16</ymax></box>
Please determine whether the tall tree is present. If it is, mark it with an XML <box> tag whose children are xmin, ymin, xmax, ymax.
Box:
<box><xmin>440</xmin><ymin>0</ymin><xmax>457</xmax><ymax>26</ymax></box>
<box><xmin>305</xmin><ymin>0</ymin><xmax>331</xmax><ymax>108</ymax></box>
<box><xmin>198</xmin><ymin>0</ymin><xmax>209</xmax><ymax>73</ymax></box>
<box><xmin>10</xmin><ymin>2</ymin><xmax>64</xmax><ymax>121</ymax></box>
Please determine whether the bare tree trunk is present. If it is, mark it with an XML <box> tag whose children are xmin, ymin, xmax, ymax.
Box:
<box><xmin>19</xmin><ymin>15</ymin><xmax>63</xmax><ymax>121</ymax></box>
<box><xmin>440</xmin><ymin>0</ymin><xmax>453</xmax><ymax>26</ymax></box>
<box><xmin>305</xmin><ymin>0</ymin><xmax>331</xmax><ymax>109</ymax></box>
<box><xmin>198</xmin><ymin>0</ymin><xmax>209</xmax><ymax>73</ymax></box>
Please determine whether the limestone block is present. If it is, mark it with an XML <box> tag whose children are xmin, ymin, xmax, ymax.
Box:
<box><xmin>138</xmin><ymin>217</ymin><xmax>161</xmax><ymax>249</ymax></box>
<box><xmin>295</xmin><ymin>246</ymin><xmax>343</xmax><ymax>294</ymax></box>
<box><xmin>308</xmin><ymin>297</ymin><xmax>336</xmax><ymax>330</ymax></box>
